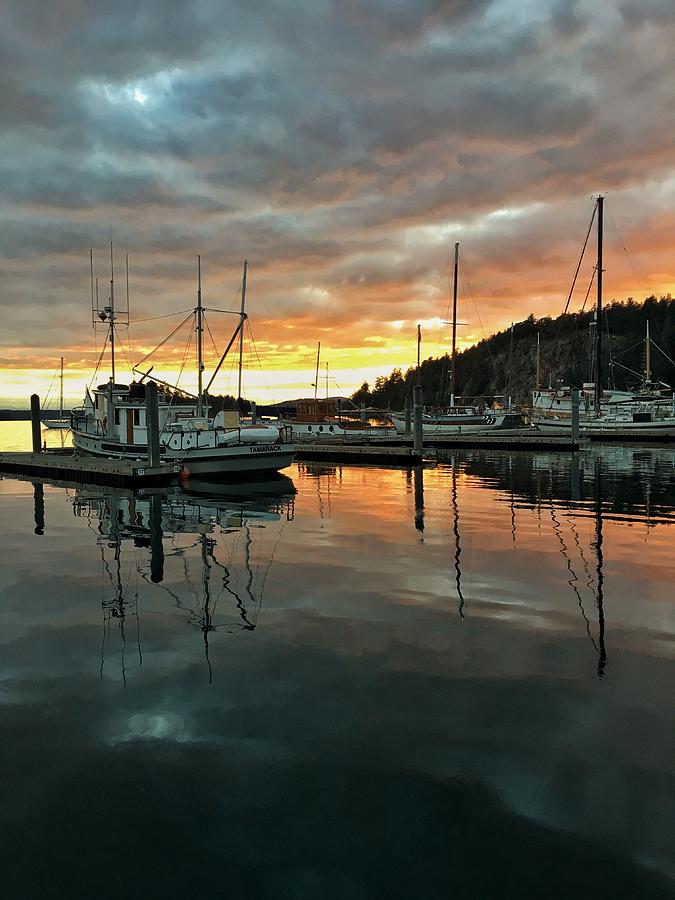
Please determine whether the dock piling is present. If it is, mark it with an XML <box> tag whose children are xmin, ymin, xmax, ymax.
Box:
<box><xmin>404</xmin><ymin>395</ymin><xmax>411</xmax><ymax>436</ymax></box>
<box><xmin>571</xmin><ymin>388</ymin><xmax>580</xmax><ymax>443</ymax></box>
<box><xmin>413</xmin><ymin>384</ymin><xmax>423</xmax><ymax>454</ymax></box>
<box><xmin>30</xmin><ymin>394</ymin><xmax>41</xmax><ymax>453</ymax></box>
<box><xmin>146</xmin><ymin>382</ymin><xmax>161</xmax><ymax>467</ymax></box>
<box><xmin>251</xmin><ymin>401</ymin><xmax>257</xmax><ymax>425</ymax></box>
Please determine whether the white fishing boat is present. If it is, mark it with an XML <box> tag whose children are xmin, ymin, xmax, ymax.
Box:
<box><xmin>71</xmin><ymin>251</ymin><xmax>295</xmax><ymax>476</ymax></box>
<box><xmin>43</xmin><ymin>357</ymin><xmax>70</xmax><ymax>429</ymax></box>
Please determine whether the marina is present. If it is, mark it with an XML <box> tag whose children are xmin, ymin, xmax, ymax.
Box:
<box><xmin>0</xmin><ymin>425</ymin><xmax>673</xmax><ymax>897</ymax></box>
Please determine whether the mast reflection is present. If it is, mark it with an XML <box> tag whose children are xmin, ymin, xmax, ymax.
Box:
<box><xmin>451</xmin><ymin>459</ymin><xmax>465</xmax><ymax>619</ymax></box>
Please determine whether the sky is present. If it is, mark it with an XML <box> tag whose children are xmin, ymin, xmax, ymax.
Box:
<box><xmin>1</xmin><ymin>0</ymin><xmax>674</xmax><ymax>405</ymax></box>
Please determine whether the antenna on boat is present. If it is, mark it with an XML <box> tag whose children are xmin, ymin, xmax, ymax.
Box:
<box><xmin>197</xmin><ymin>255</ymin><xmax>204</xmax><ymax>417</ymax></box>
<box><xmin>594</xmin><ymin>195</ymin><xmax>604</xmax><ymax>416</ymax></box>
<box><xmin>450</xmin><ymin>241</ymin><xmax>459</xmax><ymax>406</ymax></box>
<box><xmin>238</xmin><ymin>259</ymin><xmax>248</xmax><ymax>411</ymax></box>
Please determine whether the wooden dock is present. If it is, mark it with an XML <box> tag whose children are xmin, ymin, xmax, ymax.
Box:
<box><xmin>293</xmin><ymin>443</ymin><xmax>428</xmax><ymax>465</ymax></box>
<box><xmin>0</xmin><ymin>450</ymin><xmax>182</xmax><ymax>487</ymax></box>
<box><xmin>294</xmin><ymin>430</ymin><xmax>582</xmax><ymax>453</ymax></box>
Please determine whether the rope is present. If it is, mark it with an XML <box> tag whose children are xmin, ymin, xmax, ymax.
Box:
<box><xmin>130</xmin><ymin>308</ymin><xmax>193</xmax><ymax>324</ymax></box>
<box><xmin>134</xmin><ymin>311</ymin><xmax>194</xmax><ymax>369</ymax></box>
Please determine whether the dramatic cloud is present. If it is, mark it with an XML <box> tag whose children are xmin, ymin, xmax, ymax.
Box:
<box><xmin>1</xmin><ymin>0</ymin><xmax>674</xmax><ymax>402</ymax></box>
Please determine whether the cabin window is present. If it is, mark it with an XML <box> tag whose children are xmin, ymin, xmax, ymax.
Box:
<box><xmin>319</xmin><ymin>425</ymin><xmax>324</xmax><ymax>432</ymax></box>
<box><xmin>308</xmin><ymin>425</ymin><xmax>313</xmax><ymax>431</ymax></box>
<box><xmin>114</xmin><ymin>409</ymin><xmax>120</xmax><ymax>424</ymax></box>
<box><xmin>329</xmin><ymin>425</ymin><xmax>334</xmax><ymax>432</ymax></box>
<box><xmin>309</xmin><ymin>404</ymin><xmax>316</xmax><ymax>415</ymax></box>
<box><xmin>133</xmin><ymin>410</ymin><xmax>140</xmax><ymax>426</ymax></box>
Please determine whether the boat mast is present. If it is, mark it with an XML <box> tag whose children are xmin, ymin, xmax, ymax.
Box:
<box><xmin>645</xmin><ymin>320</ymin><xmax>651</xmax><ymax>381</ymax></box>
<box><xmin>450</xmin><ymin>241</ymin><xmax>459</xmax><ymax>407</ymax></box>
<box><xmin>197</xmin><ymin>255</ymin><xmax>204</xmax><ymax>417</ymax></box>
<box><xmin>59</xmin><ymin>356</ymin><xmax>64</xmax><ymax>420</ymax></box>
<box><xmin>535</xmin><ymin>332</ymin><xmax>540</xmax><ymax>392</ymax></box>
<box><xmin>594</xmin><ymin>195</ymin><xmax>604</xmax><ymax>415</ymax></box>
<box><xmin>237</xmin><ymin>259</ymin><xmax>248</xmax><ymax>410</ymax></box>
<box><xmin>417</xmin><ymin>324</ymin><xmax>421</xmax><ymax>372</ymax></box>
<box><xmin>109</xmin><ymin>242</ymin><xmax>116</xmax><ymax>388</ymax></box>
<box><xmin>325</xmin><ymin>362</ymin><xmax>329</xmax><ymax>400</ymax></box>
<box><xmin>314</xmin><ymin>341</ymin><xmax>321</xmax><ymax>400</ymax></box>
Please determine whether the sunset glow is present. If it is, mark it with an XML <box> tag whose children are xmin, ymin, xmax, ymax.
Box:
<box><xmin>2</xmin><ymin>0</ymin><xmax>674</xmax><ymax>406</ymax></box>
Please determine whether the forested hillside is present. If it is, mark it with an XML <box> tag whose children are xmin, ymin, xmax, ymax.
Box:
<box><xmin>351</xmin><ymin>296</ymin><xmax>675</xmax><ymax>410</ymax></box>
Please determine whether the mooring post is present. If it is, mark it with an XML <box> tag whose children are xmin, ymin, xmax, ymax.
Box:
<box><xmin>413</xmin><ymin>465</ymin><xmax>424</xmax><ymax>532</ymax></box>
<box><xmin>146</xmin><ymin>381</ymin><xmax>160</xmax><ymax>467</ymax></box>
<box><xmin>404</xmin><ymin>395</ymin><xmax>411</xmax><ymax>436</ymax></box>
<box><xmin>30</xmin><ymin>394</ymin><xmax>41</xmax><ymax>453</ymax></box>
<box><xmin>413</xmin><ymin>383</ymin><xmax>423</xmax><ymax>455</ymax></box>
<box><xmin>33</xmin><ymin>483</ymin><xmax>45</xmax><ymax>535</ymax></box>
<box><xmin>149</xmin><ymin>493</ymin><xmax>164</xmax><ymax>583</ymax></box>
<box><xmin>571</xmin><ymin>388</ymin><xmax>580</xmax><ymax>445</ymax></box>
<box><xmin>251</xmin><ymin>401</ymin><xmax>257</xmax><ymax>425</ymax></box>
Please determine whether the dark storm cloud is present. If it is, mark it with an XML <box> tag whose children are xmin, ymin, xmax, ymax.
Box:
<box><xmin>1</xmin><ymin>0</ymin><xmax>674</xmax><ymax>376</ymax></box>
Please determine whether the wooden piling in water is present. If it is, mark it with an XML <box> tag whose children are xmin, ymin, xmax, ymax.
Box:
<box><xmin>146</xmin><ymin>382</ymin><xmax>160</xmax><ymax>467</ymax></box>
<box><xmin>30</xmin><ymin>394</ymin><xmax>41</xmax><ymax>453</ymax></box>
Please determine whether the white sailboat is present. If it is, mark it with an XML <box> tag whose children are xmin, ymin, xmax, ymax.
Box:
<box><xmin>43</xmin><ymin>357</ymin><xmax>70</xmax><ymax>429</ymax></box>
<box><xmin>391</xmin><ymin>257</ymin><xmax>521</xmax><ymax>435</ymax></box>
<box><xmin>71</xmin><ymin>251</ymin><xmax>296</xmax><ymax>476</ymax></box>
<box><xmin>533</xmin><ymin>197</ymin><xmax>675</xmax><ymax>436</ymax></box>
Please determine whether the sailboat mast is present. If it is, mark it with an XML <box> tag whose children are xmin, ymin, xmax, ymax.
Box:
<box><xmin>238</xmin><ymin>259</ymin><xmax>248</xmax><ymax>408</ymax></box>
<box><xmin>59</xmin><ymin>356</ymin><xmax>64</xmax><ymax>420</ymax></box>
<box><xmin>535</xmin><ymin>332</ymin><xmax>540</xmax><ymax>392</ymax></box>
<box><xmin>109</xmin><ymin>242</ymin><xmax>116</xmax><ymax>387</ymax></box>
<box><xmin>314</xmin><ymin>342</ymin><xmax>321</xmax><ymax>400</ymax></box>
<box><xmin>450</xmin><ymin>242</ymin><xmax>459</xmax><ymax>407</ymax></box>
<box><xmin>646</xmin><ymin>320</ymin><xmax>651</xmax><ymax>381</ymax></box>
<box><xmin>197</xmin><ymin>255</ymin><xmax>204</xmax><ymax>417</ymax></box>
<box><xmin>417</xmin><ymin>324</ymin><xmax>421</xmax><ymax>371</ymax></box>
<box><xmin>594</xmin><ymin>195</ymin><xmax>603</xmax><ymax>415</ymax></box>
<box><xmin>325</xmin><ymin>362</ymin><xmax>329</xmax><ymax>400</ymax></box>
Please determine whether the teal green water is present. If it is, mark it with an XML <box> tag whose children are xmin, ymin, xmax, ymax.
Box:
<box><xmin>0</xmin><ymin>428</ymin><xmax>673</xmax><ymax>898</ymax></box>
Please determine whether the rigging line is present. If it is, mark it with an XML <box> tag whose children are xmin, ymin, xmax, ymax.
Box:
<box><xmin>129</xmin><ymin>308</ymin><xmax>193</xmax><ymax>324</ymax></box>
<box><xmin>88</xmin><ymin>334</ymin><xmax>109</xmax><ymax>390</ymax></box>
<box><xmin>247</xmin><ymin>321</ymin><xmax>279</xmax><ymax>408</ymax></box>
<box><xmin>606</xmin><ymin>206</ymin><xmax>673</xmax><ymax>354</ymax></box>
<box><xmin>134</xmin><ymin>311</ymin><xmax>195</xmax><ymax>369</ymax></box>
<box><xmin>203</xmin><ymin>312</ymin><xmax>220</xmax><ymax>359</ymax></box>
<box><xmin>203</xmin><ymin>307</ymin><xmax>246</xmax><ymax>315</ymax></box>
<box><xmin>539</xmin><ymin>268</ymin><xmax>597</xmax><ymax>413</ymax></box>
<box><xmin>460</xmin><ymin>253</ymin><xmax>500</xmax><ymax>382</ymax></box>
<box><xmin>113</xmin><ymin>325</ymin><xmax>135</xmax><ymax>378</ymax></box>
<box><xmin>651</xmin><ymin>339</ymin><xmax>675</xmax><ymax>369</ymax></box>
<box><xmin>541</xmin><ymin>207</ymin><xmax>597</xmax><ymax>385</ymax></box>
<box><xmin>549</xmin><ymin>500</ymin><xmax>600</xmax><ymax>653</ymax></box>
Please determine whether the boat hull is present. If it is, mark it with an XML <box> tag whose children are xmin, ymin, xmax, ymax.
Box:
<box><xmin>72</xmin><ymin>429</ymin><xmax>296</xmax><ymax>476</ymax></box>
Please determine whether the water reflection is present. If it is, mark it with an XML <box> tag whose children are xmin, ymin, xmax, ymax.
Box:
<box><xmin>67</xmin><ymin>476</ymin><xmax>296</xmax><ymax>683</ymax></box>
<box><xmin>1</xmin><ymin>447</ymin><xmax>674</xmax><ymax>895</ymax></box>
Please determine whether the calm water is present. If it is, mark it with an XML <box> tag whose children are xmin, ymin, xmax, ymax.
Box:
<box><xmin>0</xmin><ymin>422</ymin><xmax>674</xmax><ymax>898</ymax></box>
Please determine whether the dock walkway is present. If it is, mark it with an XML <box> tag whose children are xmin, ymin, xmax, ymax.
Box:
<box><xmin>0</xmin><ymin>450</ymin><xmax>181</xmax><ymax>487</ymax></box>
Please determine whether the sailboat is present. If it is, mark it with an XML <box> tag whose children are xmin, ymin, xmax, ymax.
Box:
<box><xmin>71</xmin><ymin>251</ymin><xmax>296</xmax><ymax>476</ymax></box>
<box><xmin>390</xmin><ymin>249</ymin><xmax>521</xmax><ymax>434</ymax></box>
<box><xmin>533</xmin><ymin>197</ymin><xmax>675</xmax><ymax>435</ymax></box>
<box><xmin>43</xmin><ymin>357</ymin><xmax>70</xmax><ymax>429</ymax></box>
